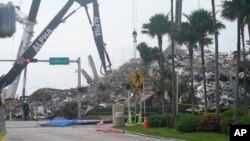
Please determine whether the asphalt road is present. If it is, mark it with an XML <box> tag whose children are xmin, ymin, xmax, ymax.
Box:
<box><xmin>4</xmin><ymin>121</ymin><xmax>176</xmax><ymax>141</ymax></box>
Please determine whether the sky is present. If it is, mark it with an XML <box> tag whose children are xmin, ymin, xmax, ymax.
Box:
<box><xmin>0</xmin><ymin>0</ymin><xmax>242</xmax><ymax>97</ymax></box>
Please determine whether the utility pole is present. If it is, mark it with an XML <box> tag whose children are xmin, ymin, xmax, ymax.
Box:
<box><xmin>77</xmin><ymin>57</ymin><xmax>82</xmax><ymax>119</ymax></box>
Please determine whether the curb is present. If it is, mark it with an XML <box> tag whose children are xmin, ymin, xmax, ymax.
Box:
<box><xmin>123</xmin><ymin>130</ymin><xmax>185</xmax><ymax>141</ymax></box>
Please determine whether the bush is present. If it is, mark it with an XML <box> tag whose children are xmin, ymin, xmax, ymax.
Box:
<box><xmin>220</xmin><ymin>118</ymin><xmax>233</xmax><ymax>134</ymax></box>
<box><xmin>220</xmin><ymin>108</ymin><xmax>250</xmax><ymax>134</ymax></box>
<box><xmin>166</xmin><ymin>114</ymin><xmax>175</xmax><ymax>128</ymax></box>
<box><xmin>197</xmin><ymin>114</ymin><xmax>221</xmax><ymax>132</ymax></box>
<box><xmin>221</xmin><ymin>108</ymin><xmax>246</xmax><ymax>119</ymax></box>
<box><xmin>87</xmin><ymin>107</ymin><xmax>112</xmax><ymax>116</ymax></box>
<box><xmin>236</xmin><ymin>116</ymin><xmax>250</xmax><ymax>125</ymax></box>
<box><xmin>174</xmin><ymin>113</ymin><xmax>201</xmax><ymax>132</ymax></box>
<box><xmin>147</xmin><ymin>114</ymin><xmax>167</xmax><ymax>127</ymax></box>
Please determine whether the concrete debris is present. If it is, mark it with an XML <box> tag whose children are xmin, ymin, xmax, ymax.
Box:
<box><xmin>3</xmin><ymin>47</ymin><xmax>250</xmax><ymax>119</ymax></box>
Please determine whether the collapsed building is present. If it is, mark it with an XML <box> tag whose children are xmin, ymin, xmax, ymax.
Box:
<box><xmin>3</xmin><ymin>47</ymin><xmax>250</xmax><ymax>119</ymax></box>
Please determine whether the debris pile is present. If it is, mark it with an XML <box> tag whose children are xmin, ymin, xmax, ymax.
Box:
<box><xmin>4</xmin><ymin>47</ymin><xmax>250</xmax><ymax>119</ymax></box>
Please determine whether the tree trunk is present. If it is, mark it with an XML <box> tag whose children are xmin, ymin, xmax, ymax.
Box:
<box><xmin>233</xmin><ymin>17</ymin><xmax>241</xmax><ymax>122</ymax></box>
<box><xmin>189</xmin><ymin>46</ymin><xmax>194</xmax><ymax>114</ymax></box>
<box><xmin>171</xmin><ymin>0</ymin><xmax>176</xmax><ymax>117</ymax></box>
<box><xmin>200</xmin><ymin>44</ymin><xmax>207</xmax><ymax>115</ymax></box>
<box><xmin>158</xmin><ymin>35</ymin><xmax>165</xmax><ymax>114</ymax></box>
<box><xmin>241</xmin><ymin>23</ymin><xmax>248</xmax><ymax>116</ymax></box>
<box><xmin>211</xmin><ymin>0</ymin><xmax>220</xmax><ymax>118</ymax></box>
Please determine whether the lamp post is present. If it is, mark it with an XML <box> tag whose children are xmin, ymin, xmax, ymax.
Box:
<box><xmin>132</xmin><ymin>30</ymin><xmax>137</xmax><ymax>58</ymax></box>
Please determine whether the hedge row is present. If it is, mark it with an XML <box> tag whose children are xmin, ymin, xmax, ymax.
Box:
<box><xmin>146</xmin><ymin>108</ymin><xmax>250</xmax><ymax>134</ymax></box>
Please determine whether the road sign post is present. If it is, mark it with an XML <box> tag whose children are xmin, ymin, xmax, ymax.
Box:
<box><xmin>129</xmin><ymin>69</ymin><xmax>145</xmax><ymax>124</ymax></box>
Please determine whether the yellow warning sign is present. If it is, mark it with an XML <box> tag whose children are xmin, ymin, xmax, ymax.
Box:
<box><xmin>129</xmin><ymin>69</ymin><xmax>145</xmax><ymax>89</ymax></box>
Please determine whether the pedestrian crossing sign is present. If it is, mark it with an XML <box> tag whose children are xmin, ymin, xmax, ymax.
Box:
<box><xmin>129</xmin><ymin>69</ymin><xmax>145</xmax><ymax>88</ymax></box>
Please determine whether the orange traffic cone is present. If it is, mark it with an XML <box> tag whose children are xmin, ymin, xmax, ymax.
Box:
<box><xmin>143</xmin><ymin>115</ymin><xmax>149</xmax><ymax>129</ymax></box>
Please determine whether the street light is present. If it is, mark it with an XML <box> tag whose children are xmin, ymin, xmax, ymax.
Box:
<box><xmin>132</xmin><ymin>30</ymin><xmax>137</xmax><ymax>59</ymax></box>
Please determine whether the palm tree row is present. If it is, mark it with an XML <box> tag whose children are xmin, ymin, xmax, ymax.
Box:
<box><xmin>221</xmin><ymin>0</ymin><xmax>250</xmax><ymax>121</ymax></box>
<box><xmin>138</xmin><ymin>0</ymin><xmax>250</xmax><ymax>121</ymax></box>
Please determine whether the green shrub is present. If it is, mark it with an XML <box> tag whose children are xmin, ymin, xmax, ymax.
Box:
<box><xmin>174</xmin><ymin>113</ymin><xmax>201</xmax><ymax>132</ymax></box>
<box><xmin>236</xmin><ymin>116</ymin><xmax>250</xmax><ymax>125</ymax></box>
<box><xmin>220</xmin><ymin>108</ymin><xmax>249</xmax><ymax>134</ymax></box>
<box><xmin>147</xmin><ymin>114</ymin><xmax>167</xmax><ymax>127</ymax></box>
<box><xmin>220</xmin><ymin>118</ymin><xmax>232</xmax><ymax>134</ymax></box>
<box><xmin>197</xmin><ymin>114</ymin><xmax>221</xmax><ymax>132</ymax></box>
<box><xmin>221</xmin><ymin>108</ymin><xmax>246</xmax><ymax>119</ymax></box>
<box><xmin>86</xmin><ymin>107</ymin><xmax>112</xmax><ymax>116</ymax></box>
<box><xmin>166</xmin><ymin>114</ymin><xmax>175</xmax><ymax>128</ymax></box>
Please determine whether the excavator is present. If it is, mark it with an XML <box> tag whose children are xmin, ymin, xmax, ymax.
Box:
<box><xmin>0</xmin><ymin>0</ymin><xmax>112</xmax><ymax>95</ymax></box>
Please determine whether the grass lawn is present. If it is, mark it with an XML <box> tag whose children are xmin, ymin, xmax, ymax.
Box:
<box><xmin>118</xmin><ymin>125</ymin><xmax>229</xmax><ymax>141</ymax></box>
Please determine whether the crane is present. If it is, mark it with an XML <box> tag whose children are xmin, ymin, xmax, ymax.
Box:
<box><xmin>0</xmin><ymin>0</ymin><xmax>112</xmax><ymax>93</ymax></box>
<box><xmin>5</xmin><ymin>0</ymin><xmax>41</xmax><ymax>100</ymax></box>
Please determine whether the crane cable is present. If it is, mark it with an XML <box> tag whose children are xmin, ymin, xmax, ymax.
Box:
<box><xmin>132</xmin><ymin>0</ymin><xmax>137</xmax><ymax>30</ymax></box>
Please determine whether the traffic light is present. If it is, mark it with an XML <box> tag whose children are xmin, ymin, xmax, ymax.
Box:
<box><xmin>0</xmin><ymin>2</ymin><xmax>16</xmax><ymax>38</ymax></box>
<box><xmin>25</xmin><ymin>58</ymin><xmax>38</xmax><ymax>64</ymax></box>
<box><xmin>30</xmin><ymin>58</ymin><xmax>38</xmax><ymax>62</ymax></box>
<box><xmin>25</xmin><ymin>58</ymin><xmax>31</xmax><ymax>64</ymax></box>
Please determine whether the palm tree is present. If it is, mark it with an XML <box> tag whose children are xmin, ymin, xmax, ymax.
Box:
<box><xmin>141</xmin><ymin>13</ymin><xmax>171</xmax><ymax>113</ymax></box>
<box><xmin>137</xmin><ymin>42</ymin><xmax>159</xmax><ymax>77</ymax></box>
<box><xmin>188</xmin><ymin>9</ymin><xmax>225</xmax><ymax>115</ymax></box>
<box><xmin>221</xmin><ymin>0</ymin><xmax>250</xmax><ymax>121</ymax></box>
<box><xmin>174</xmin><ymin>22</ymin><xmax>199</xmax><ymax>114</ymax></box>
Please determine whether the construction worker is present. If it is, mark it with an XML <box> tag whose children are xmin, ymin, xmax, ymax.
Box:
<box><xmin>22</xmin><ymin>101</ymin><xmax>29</xmax><ymax>120</ymax></box>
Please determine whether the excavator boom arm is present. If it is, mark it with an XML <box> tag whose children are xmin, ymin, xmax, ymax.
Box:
<box><xmin>0</xmin><ymin>0</ymin><xmax>112</xmax><ymax>90</ymax></box>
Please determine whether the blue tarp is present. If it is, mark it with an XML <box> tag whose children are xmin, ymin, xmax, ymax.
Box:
<box><xmin>47</xmin><ymin>119</ymin><xmax>78</xmax><ymax>126</ymax></box>
<box><xmin>39</xmin><ymin>119</ymin><xmax>112</xmax><ymax>127</ymax></box>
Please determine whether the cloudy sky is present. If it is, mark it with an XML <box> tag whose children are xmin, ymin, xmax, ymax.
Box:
<box><xmin>0</xmin><ymin>0</ymin><xmax>240</xmax><ymax>97</ymax></box>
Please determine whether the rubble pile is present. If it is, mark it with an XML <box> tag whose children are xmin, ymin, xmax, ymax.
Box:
<box><xmin>6</xmin><ymin>47</ymin><xmax>250</xmax><ymax>119</ymax></box>
<box><xmin>169</xmin><ymin>47</ymin><xmax>250</xmax><ymax>107</ymax></box>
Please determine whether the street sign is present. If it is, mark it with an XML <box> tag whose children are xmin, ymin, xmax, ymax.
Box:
<box><xmin>129</xmin><ymin>69</ymin><xmax>145</xmax><ymax>93</ymax></box>
<box><xmin>129</xmin><ymin>69</ymin><xmax>145</xmax><ymax>88</ymax></box>
<box><xmin>49</xmin><ymin>57</ymin><xmax>69</xmax><ymax>65</ymax></box>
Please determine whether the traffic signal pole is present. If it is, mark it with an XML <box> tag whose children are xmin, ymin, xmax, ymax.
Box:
<box><xmin>77</xmin><ymin>57</ymin><xmax>82</xmax><ymax>119</ymax></box>
<box><xmin>21</xmin><ymin>66</ymin><xmax>27</xmax><ymax>103</ymax></box>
